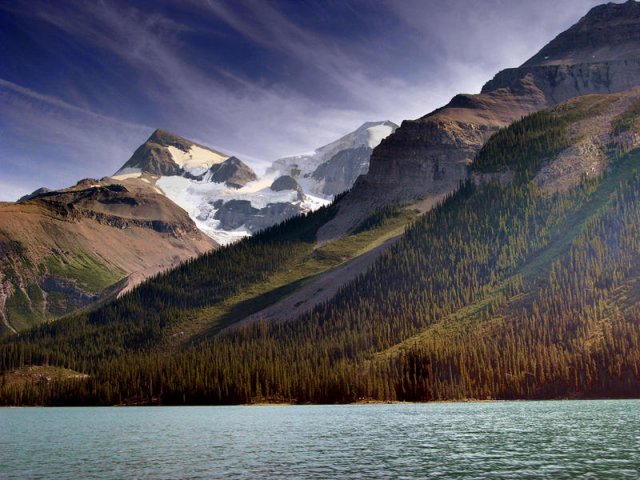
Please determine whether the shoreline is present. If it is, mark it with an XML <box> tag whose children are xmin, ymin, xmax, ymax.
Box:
<box><xmin>3</xmin><ymin>397</ymin><xmax>639</xmax><ymax>408</ymax></box>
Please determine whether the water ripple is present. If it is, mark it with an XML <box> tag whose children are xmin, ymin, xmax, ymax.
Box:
<box><xmin>1</xmin><ymin>400</ymin><xmax>639</xmax><ymax>479</ymax></box>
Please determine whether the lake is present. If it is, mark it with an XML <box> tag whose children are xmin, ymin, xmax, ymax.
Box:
<box><xmin>1</xmin><ymin>400</ymin><xmax>639</xmax><ymax>479</ymax></box>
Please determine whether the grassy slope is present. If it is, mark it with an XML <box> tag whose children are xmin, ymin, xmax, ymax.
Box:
<box><xmin>3</xmin><ymin>248</ymin><xmax>125</xmax><ymax>333</ymax></box>
<box><xmin>1</xmin><ymin>365</ymin><xmax>88</xmax><ymax>389</ymax></box>
<box><xmin>161</xmin><ymin>208</ymin><xmax>417</xmax><ymax>349</ymax></box>
<box><xmin>46</xmin><ymin>250</ymin><xmax>124</xmax><ymax>293</ymax></box>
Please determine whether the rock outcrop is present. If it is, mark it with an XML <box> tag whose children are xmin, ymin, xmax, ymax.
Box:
<box><xmin>268</xmin><ymin>121</ymin><xmax>398</xmax><ymax>199</ymax></box>
<box><xmin>270</xmin><ymin>175</ymin><xmax>305</xmax><ymax>201</ymax></box>
<box><xmin>311</xmin><ymin>145</ymin><xmax>373</xmax><ymax>197</ymax></box>
<box><xmin>213</xmin><ymin>199</ymin><xmax>301</xmax><ymax>233</ymax></box>
<box><xmin>270</xmin><ymin>175</ymin><xmax>300</xmax><ymax>192</ymax></box>
<box><xmin>206</xmin><ymin>156</ymin><xmax>257</xmax><ymax>189</ymax></box>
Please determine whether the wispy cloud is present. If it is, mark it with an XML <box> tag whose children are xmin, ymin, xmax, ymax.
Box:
<box><xmin>0</xmin><ymin>78</ymin><xmax>150</xmax><ymax>131</ymax></box>
<box><xmin>0</xmin><ymin>0</ymin><xmax>605</xmax><ymax>200</ymax></box>
<box><xmin>0</xmin><ymin>80</ymin><xmax>153</xmax><ymax>199</ymax></box>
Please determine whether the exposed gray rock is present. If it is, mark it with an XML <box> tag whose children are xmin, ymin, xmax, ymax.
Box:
<box><xmin>207</xmin><ymin>156</ymin><xmax>257</xmax><ymax>188</ymax></box>
<box><xmin>214</xmin><ymin>199</ymin><xmax>303</xmax><ymax>233</ymax></box>
<box><xmin>270</xmin><ymin>175</ymin><xmax>299</xmax><ymax>191</ymax></box>
<box><xmin>522</xmin><ymin>0</ymin><xmax>640</xmax><ymax>67</ymax></box>
<box><xmin>213</xmin><ymin>200</ymin><xmax>258</xmax><ymax>230</ymax></box>
<box><xmin>271</xmin><ymin>175</ymin><xmax>305</xmax><ymax>201</ymax></box>
<box><xmin>311</xmin><ymin>145</ymin><xmax>372</xmax><ymax>196</ymax></box>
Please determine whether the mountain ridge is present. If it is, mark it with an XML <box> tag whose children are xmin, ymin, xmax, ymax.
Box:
<box><xmin>319</xmin><ymin>0</ymin><xmax>640</xmax><ymax>241</ymax></box>
<box><xmin>119</xmin><ymin>120</ymin><xmax>395</xmax><ymax>245</ymax></box>
<box><xmin>522</xmin><ymin>0</ymin><xmax>640</xmax><ymax>67</ymax></box>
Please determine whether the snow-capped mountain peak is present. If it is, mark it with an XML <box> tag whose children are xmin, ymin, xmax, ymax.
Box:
<box><xmin>109</xmin><ymin>121</ymin><xmax>396</xmax><ymax>245</ymax></box>
<box><xmin>267</xmin><ymin>120</ymin><xmax>398</xmax><ymax>198</ymax></box>
<box><xmin>113</xmin><ymin>129</ymin><xmax>229</xmax><ymax>179</ymax></box>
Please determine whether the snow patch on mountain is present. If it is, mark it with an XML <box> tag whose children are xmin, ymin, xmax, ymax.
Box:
<box><xmin>156</xmin><ymin>175</ymin><xmax>328</xmax><ymax>245</ymax></box>
<box><xmin>367</xmin><ymin>124</ymin><xmax>395</xmax><ymax>148</ymax></box>
<box><xmin>268</xmin><ymin>121</ymin><xmax>398</xmax><ymax>199</ymax></box>
<box><xmin>167</xmin><ymin>145</ymin><xmax>227</xmax><ymax>176</ymax></box>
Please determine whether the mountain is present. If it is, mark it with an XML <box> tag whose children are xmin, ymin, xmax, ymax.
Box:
<box><xmin>0</xmin><ymin>179</ymin><xmax>215</xmax><ymax>334</ymax></box>
<box><xmin>113</xmin><ymin>130</ymin><xmax>327</xmax><ymax>245</ymax></box>
<box><xmin>268</xmin><ymin>121</ymin><xmax>398</xmax><ymax>198</ymax></box>
<box><xmin>114</xmin><ymin>128</ymin><xmax>229</xmax><ymax>178</ymax></box>
<box><xmin>4</xmin><ymin>1</ymin><xmax>640</xmax><ymax>406</ymax></box>
<box><xmin>114</xmin><ymin>122</ymin><xmax>396</xmax><ymax>245</ymax></box>
<box><xmin>0</xmin><ymin>121</ymin><xmax>394</xmax><ymax>331</ymax></box>
<box><xmin>319</xmin><ymin>0</ymin><xmax>640</xmax><ymax>241</ymax></box>
<box><xmin>4</xmin><ymin>86</ymin><xmax>640</xmax><ymax>405</ymax></box>
<box><xmin>205</xmin><ymin>157</ymin><xmax>257</xmax><ymax>189</ymax></box>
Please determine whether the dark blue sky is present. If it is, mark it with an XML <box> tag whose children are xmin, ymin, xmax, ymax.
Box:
<box><xmin>0</xmin><ymin>0</ymin><xmax>604</xmax><ymax>200</ymax></box>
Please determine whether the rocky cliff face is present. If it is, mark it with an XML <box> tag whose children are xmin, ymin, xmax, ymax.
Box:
<box><xmin>522</xmin><ymin>0</ymin><xmax>640</xmax><ymax>67</ymax></box>
<box><xmin>320</xmin><ymin>1</ymin><xmax>640</xmax><ymax>241</ymax></box>
<box><xmin>213</xmin><ymin>199</ymin><xmax>302</xmax><ymax>233</ymax></box>
<box><xmin>270</xmin><ymin>175</ymin><xmax>304</xmax><ymax>198</ymax></box>
<box><xmin>311</xmin><ymin>145</ymin><xmax>373</xmax><ymax>197</ymax></box>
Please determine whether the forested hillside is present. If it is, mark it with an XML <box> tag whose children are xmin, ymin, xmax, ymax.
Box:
<box><xmin>3</xmin><ymin>92</ymin><xmax>640</xmax><ymax>405</ymax></box>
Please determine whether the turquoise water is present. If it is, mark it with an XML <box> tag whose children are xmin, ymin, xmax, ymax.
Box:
<box><xmin>1</xmin><ymin>400</ymin><xmax>639</xmax><ymax>479</ymax></box>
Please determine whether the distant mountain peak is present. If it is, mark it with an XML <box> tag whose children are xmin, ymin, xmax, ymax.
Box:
<box><xmin>146</xmin><ymin>129</ymin><xmax>192</xmax><ymax>149</ymax></box>
<box><xmin>114</xmin><ymin>129</ymin><xmax>229</xmax><ymax>178</ymax></box>
<box><xmin>267</xmin><ymin>120</ymin><xmax>398</xmax><ymax>198</ymax></box>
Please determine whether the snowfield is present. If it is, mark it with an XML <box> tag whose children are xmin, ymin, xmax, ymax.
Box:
<box><xmin>156</xmin><ymin>175</ymin><xmax>329</xmax><ymax>245</ymax></box>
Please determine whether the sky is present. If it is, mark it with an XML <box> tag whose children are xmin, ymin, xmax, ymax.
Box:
<box><xmin>0</xmin><ymin>0</ymin><xmax>606</xmax><ymax>201</ymax></box>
